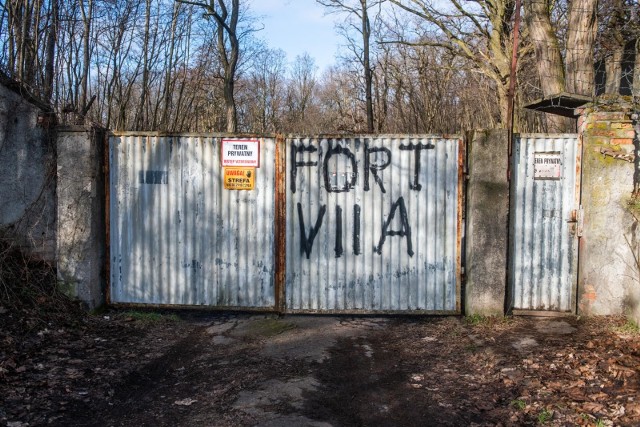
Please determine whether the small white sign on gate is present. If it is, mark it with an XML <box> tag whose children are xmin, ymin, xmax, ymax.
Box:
<box><xmin>221</xmin><ymin>139</ymin><xmax>260</xmax><ymax>167</ymax></box>
<box><xmin>534</xmin><ymin>152</ymin><xmax>562</xmax><ymax>180</ymax></box>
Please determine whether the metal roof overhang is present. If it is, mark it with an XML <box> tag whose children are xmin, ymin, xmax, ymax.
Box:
<box><xmin>524</xmin><ymin>92</ymin><xmax>593</xmax><ymax>118</ymax></box>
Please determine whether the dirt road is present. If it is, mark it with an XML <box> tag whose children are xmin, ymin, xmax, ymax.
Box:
<box><xmin>2</xmin><ymin>312</ymin><xmax>640</xmax><ymax>426</ymax></box>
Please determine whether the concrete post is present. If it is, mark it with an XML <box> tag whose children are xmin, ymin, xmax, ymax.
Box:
<box><xmin>56</xmin><ymin>127</ymin><xmax>106</xmax><ymax>309</ymax></box>
<box><xmin>465</xmin><ymin>130</ymin><xmax>509</xmax><ymax>316</ymax></box>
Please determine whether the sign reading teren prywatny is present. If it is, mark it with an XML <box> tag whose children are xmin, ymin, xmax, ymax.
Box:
<box><xmin>221</xmin><ymin>138</ymin><xmax>260</xmax><ymax>167</ymax></box>
<box><xmin>224</xmin><ymin>167</ymin><xmax>255</xmax><ymax>190</ymax></box>
<box><xmin>534</xmin><ymin>152</ymin><xmax>562</xmax><ymax>180</ymax></box>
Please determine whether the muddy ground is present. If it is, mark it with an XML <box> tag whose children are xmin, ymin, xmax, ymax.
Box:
<box><xmin>2</xmin><ymin>307</ymin><xmax>640</xmax><ymax>427</ymax></box>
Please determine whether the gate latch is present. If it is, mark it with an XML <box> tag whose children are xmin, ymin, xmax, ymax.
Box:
<box><xmin>567</xmin><ymin>207</ymin><xmax>584</xmax><ymax>237</ymax></box>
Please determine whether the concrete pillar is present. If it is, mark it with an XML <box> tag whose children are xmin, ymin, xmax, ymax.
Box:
<box><xmin>465</xmin><ymin>130</ymin><xmax>509</xmax><ymax>316</ymax></box>
<box><xmin>56</xmin><ymin>127</ymin><xmax>106</xmax><ymax>309</ymax></box>
<box><xmin>577</xmin><ymin>99</ymin><xmax>640</xmax><ymax>321</ymax></box>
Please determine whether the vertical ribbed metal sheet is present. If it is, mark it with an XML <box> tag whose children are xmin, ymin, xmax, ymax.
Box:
<box><xmin>510</xmin><ymin>134</ymin><xmax>580</xmax><ymax>312</ymax></box>
<box><xmin>285</xmin><ymin>135</ymin><xmax>463</xmax><ymax>313</ymax></box>
<box><xmin>109</xmin><ymin>134</ymin><xmax>276</xmax><ymax>308</ymax></box>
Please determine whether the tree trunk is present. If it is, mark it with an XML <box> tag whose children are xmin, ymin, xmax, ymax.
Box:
<box><xmin>18</xmin><ymin>1</ymin><xmax>28</xmax><ymax>81</ymax></box>
<box><xmin>79</xmin><ymin>0</ymin><xmax>93</xmax><ymax>111</ymax></box>
<box><xmin>223</xmin><ymin>73</ymin><xmax>237</xmax><ymax>133</ymax></box>
<box><xmin>524</xmin><ymin>0</ymin><xmax>572</xmax><ymax>132</ymax></box>
<box><xmin>161</xmin><ymin>2</ymin><xmax>179</xmax><ymax>131</ymax></box>
<box><xmin>566</xmin><ymin>0</ymin><xmax>597</xmax><ymax>96</ymax></box>
<box><xmin>43</xmin><ymin>0</ymin><xmax>57</xmax><ymax>102</ymax></box>
<box><xmin>605</xmin><ymin>45</ymin><xmax>624</xmax><ymax>94</ymax></box>
<box><xmin>215</xmin><ymin>0</ymin><xmax>239</xmax><ymax>133</ymax></box>
<box><xmin>137</xmin><ymin>0</ymin><xmax>151</xmax><ymax>129</ymax></box>
<box><xmin>361</xmin><ymin>0</ymin><xmax>374</xmax><ymax>133</ymax></box>
<box><xmin>524</xmin><ymin>0</ymin><xmax>565</xmax><ymax>96</ymax></box>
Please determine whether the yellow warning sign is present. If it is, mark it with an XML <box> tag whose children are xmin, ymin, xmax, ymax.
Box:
<box><xmin>224</xmin><ymin>167</ymin><xmax>255</xmax><ymax>190</ymax></box>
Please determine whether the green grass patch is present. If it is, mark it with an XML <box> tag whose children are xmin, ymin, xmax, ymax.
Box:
<box><xmin>120</xmin><ymin>311</ymin><xmax>180</xmax><ymax>323</ymax></box>
<box><xmin>244</xmin><ymin>317</ymin><xmax>297</xmax><ymax>338</ymax></box>
<box><xmin>465</xmin><ymin>314</ymin><xmax>487</xmax><ymax>325</ymax></box>
<box><xmin>511</xmin><ymin>399</ymin><xmax>526</xmax><ymax>411</ymax></box>
<box><xmin>537</xmin><ymin>408</ymin><xmax>553</xmax><ymax>424</ymax></box>
<box><xmin>465</xmin><ymin>314</ymin><xmax>512</xmax><ymax>327</ymax></box>
<box><xmin>615</xmin><ymin>317</ymin><xmax>640</xmax><ymax>334</ymax></box>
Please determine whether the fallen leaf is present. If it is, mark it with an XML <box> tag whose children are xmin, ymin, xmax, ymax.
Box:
<box><xmin>624</xmin><ymin>402</ymin><xmax>640</xmax><ymax>417</ymax></box>
<box><xmin>589</xmin><ymin>392</ymin><xmax>609</xmax><ymax>401</ymax></box>
<box><xmin>582</xmin><ymin>402</ymin><xmax>605</xmax><ymax>413</ymax></box>
<box><xmin>174</xmin><ymin>398</ymin><xmax>198</xmax><ymax>406</ymax></box>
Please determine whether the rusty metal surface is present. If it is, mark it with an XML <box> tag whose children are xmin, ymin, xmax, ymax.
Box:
<box><xmin>510</xmin><ymin>134</ymin><xmax>580</xmax><ymax>312</ymax></box>
<box><xmin>109</xmin><ymin>134</ymin><xmax>276</xmax><ymax>307</ymax></box>
<box><xmin>285</xmin><ymin>135</ymin><xmax>463</xmax><ymax>313</ymax></box>
<box><xmin>274</xmin><ymin>135</ymin><xmax>287</xmax><ymax>313</ymax></box>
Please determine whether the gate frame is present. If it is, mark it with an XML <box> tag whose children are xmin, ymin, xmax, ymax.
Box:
<box><xmin>104</xmin><ymin>132</ymin><xmax>466</xmax><ymax>314</ymax></box>
<box><xmin>507</xmin><ymin>133</ymin><xmax>583</xmax><ymax>316</ymax></box>
<box><xmin>281</xmin><ymin>134</ymin><xmax>466</xmax><ymax>315</ymax></box>
<box><xmin>105</xmin><ymin>132</ymin><xmax>280</xmax><ymax>311</ymax></box>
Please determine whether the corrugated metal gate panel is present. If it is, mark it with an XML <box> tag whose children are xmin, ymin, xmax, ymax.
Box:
<box><xmin>285</xmin><ymin>136</ymin><xmax>462</xmax><ymax>313</ymax></box>
<box><xmin>109</xmin><ymin>134</ymin><xmax>276</xmax><ymax>307</ymax></box>
<box><xmin>510</xmin><ymin>134</ymin><xmax>580</xmax><ymax>312</ymax></box>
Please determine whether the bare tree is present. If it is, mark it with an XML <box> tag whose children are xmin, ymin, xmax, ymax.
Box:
<box><xmin>566</xmin><ymin>0</ymin><xmax>597</xmax><ymax>95</ymax></box>
<box><xmin>286</xmin><ymin>53</ymin><xmax>318</xmax><ymax>132</ymax></box>
<box><xmin>79</xmin><ymin>0</ymin><xmax>93</xmax><ymax>112</ymax></box>
<box><xmin>317</xmin><ymin>0</ymin><xmax>379</xmax><ymax>133</ymax></box>
<box><xmin>244</xmin><ymin>47</ymin><xmax>287</xmax><ymax>132</ymax></box>
<box><xmin>523</xmin><ymin>0</ymin><xmax>597</xmax><ymax>131</ymax></box>
<box><xmin>43</xmin><ymin>0</ymin><xmax>58</xmax><ymax>102</ymax></box>
<box><xmin>177</xmin><ymin>0</ymin><xmax>240</xmax><ymax>132</ymax></box>
<box><xmin>596</xmin><ymin>0</ymin><xmax>639</xmax><ymax>96</ymax></box>
<box><xmin>387</xmin><ymin>0</ymin><xmax>516</xmax><ymax>128</ymax></box>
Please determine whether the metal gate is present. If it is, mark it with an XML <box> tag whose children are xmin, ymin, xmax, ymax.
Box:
<box><xmin>108</xmin><ymin>133</ymin><xmax>277</xmax><ymax>308</ymax></box>
<box><xmin>509</xmin><ymin>134</ymin><xmax>581</xmax><ymax>313</ymax></box>
<box><xmin>286</xmin><ymin>136</ymin><xmax>463</xmax><ymax>313</ymax></box>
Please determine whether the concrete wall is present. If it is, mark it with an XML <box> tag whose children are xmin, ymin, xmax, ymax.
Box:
<box><xmin>0</xmin><ymin>80</ymin><xmax>56</xmax><ymax>261</ymax></box>
<box><xmin>577</xmin><ymin>100</ymin><xmax>640</xmax><ymax>321</ymax></box>
<box><xmin>56</xmin><ymin>127</ymin><xmax>106</xmax><ymax>309</ymax></box>
<box><xmin>465</xmin><ymin>130</ymin><xmax>509</xmax><ymax>316</ymax></box>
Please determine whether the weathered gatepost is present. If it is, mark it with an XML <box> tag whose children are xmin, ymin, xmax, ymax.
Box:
<box><xmin>574</xmin><ymin>96</ymin><xmax>640</xmax><ymax>322</ymax></box>
<box><xmin>465</xmin><ymin>130</ymin><xmax>510</xmax><ymax>316</ymax></box>
<box><xmin>56</xmin><ymin>126</ymin><xmax>107</xmax><ymax>309</ymax></box>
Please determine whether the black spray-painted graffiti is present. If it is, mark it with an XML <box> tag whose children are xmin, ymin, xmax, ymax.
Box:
<box><xmin>293</xmin><ymin>140</ymin><xmax>437</xmax><ymax>259</ymax></box>
<box><xmin>297</xmin><ymin>202</ymin><xmax>326</xmax><ymax>259</ymax></box>
<box><xmin>291</xmin><ymin>141</ymin><xmax>434</xmax><ymax>194</ymax></box>
<box><xmin>374</xmin><ymin>197</ymin><xmax>413</xmax><ymax>257</ymax></box>
<box><xmin>297</xmin><ymin>199</ymin><xmax>414</xmax><ymax>259</ymax></box>
<box><xmin>399</xmin><ymin>142</ymin><xmax>436</xmax><ymax>191</ymax></box>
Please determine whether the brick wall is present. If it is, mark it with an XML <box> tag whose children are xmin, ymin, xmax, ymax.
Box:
<box><xmin>577</xmin><ymin>100</ymin><xmax>640</xmax><ymax>320</ymax></box>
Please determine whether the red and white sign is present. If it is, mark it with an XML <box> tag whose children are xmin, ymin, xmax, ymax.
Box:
<box><xmin>221</xmin><ymin>139</ymin><xmax>260</xmax><ymax>167</ymax></box>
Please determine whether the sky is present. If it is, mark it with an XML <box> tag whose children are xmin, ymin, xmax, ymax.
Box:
<box><xmin>250</xmin><ymin>0</ymin><xmax>343</xmax><ymax>73</ymax></box>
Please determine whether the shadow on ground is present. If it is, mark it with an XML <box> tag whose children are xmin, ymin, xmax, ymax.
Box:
<box><xmin>1</xmin><ymin>311</ymin><xmax>639</xmax><ymax>426</ymax></box>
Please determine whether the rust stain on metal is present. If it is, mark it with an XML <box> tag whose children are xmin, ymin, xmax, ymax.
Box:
<box><xmin>456</xmin><ymin>138</ymin><xmax>465</xmax><ymax>313</ymax></box>
<box><xmin>575</xmin><ymin>134</ymin><xmax>583</xmax><ymax>209</ymax></box>
<box><xmin>510</xmin><ymin>134</ymin><xmax>580</xmax><ymax>313</ymax></box>
<box><xmin>274</xmin><ymin>135</ymin><xmax>287</xmax><ymax>313</ymax></box>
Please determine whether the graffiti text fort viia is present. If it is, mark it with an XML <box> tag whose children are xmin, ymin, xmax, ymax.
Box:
<box><xmin>291</xmin><ymin>141</ymin><xmax>438</xmax><ymax>260</ymax></box>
